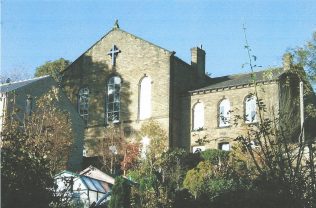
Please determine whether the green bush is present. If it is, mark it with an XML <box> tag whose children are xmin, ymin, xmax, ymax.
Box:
<box><xmin>109</xmin><ymin>176</ymin><xmax>131</xmax><ymax>208</ymax></box>
<box><xmin>200</xmin><ymin>149</ymin><xmax>229</xmax><ymax>165</ymax></box>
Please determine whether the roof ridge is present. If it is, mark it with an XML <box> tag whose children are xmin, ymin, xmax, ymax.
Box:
<box><xmin>190</xmin><ymin>67</ymin><xmax>284</xmax><ymax>93</ymax></box>
<box><xmin>211</xmin><ymin>67</ymin><xmax>283</xmax><ymax>79</ymax></box>
<box><xmin>0</xmin><ymin>75</ymin><xmax>50</xmax><ymax>87</ymax></box>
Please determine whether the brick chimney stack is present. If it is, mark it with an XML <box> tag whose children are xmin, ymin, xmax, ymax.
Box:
<box><xmin>191</xmin><ymin>46</ymin><xmax>206</xmax><ymax>78</ymax></box>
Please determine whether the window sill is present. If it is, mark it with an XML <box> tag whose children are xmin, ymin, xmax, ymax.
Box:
<box><xmin>105</xmin><ymin>121</ymin><xmax>121</xmax><ymax>126</ymax></box>
<box><xmin>244</xmin><ymin>121</ymin><xmax>259</xmax><ymax>125</ymax></box>
<box><xmin>218</xmin><ymin>125</ymin><xmax>231</xmax><ymax>129</ymax></box>
<box><xmin>137</xmin><ymin>117</ymin><xmax>152</xmax><ymax>122</ymax></box>
<box><xmin>191</xmin><ymin>128</ymin><xmax>207</xmax><ymax>132</ymax></box>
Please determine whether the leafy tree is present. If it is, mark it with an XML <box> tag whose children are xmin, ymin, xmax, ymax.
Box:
<box><xmin>121</xmin><ymin>143</ymin><xmax>140</xmax><ymax>175</ymax></box>
<box><xmin>25</xmin><ymin>89</ymin><xmax>74</xmax><ymax>173</ymax></box>
<box><xmin>160</xmin><ymin>149</ymin><xmax>201</xmax><ymax>190</ymax></box>
<box><xmin>234</xmin><ymin>116</ymin><xmax>316</xmax><ymax>208</ymax></box>
<box><xmin>85</xmin><ymin>122</ymin><xmax>128</xmax><ymax>175</ymax></box>
<box><xmin>152</xmin><ymin>148</ymin><xmax>202</xmax><ymax>207</ymax></box>
<box><xmin>97</xmin><ymin>123</ymin><xmax>125</xmax><ymax>175</ymax></box>
<box><xmin>109</xmin><ymin>176</ymin><xmax>132</xmax><ymax>208</ymax></box>
<box><xmin>1</xmin><ymin>122</ymin><xmax>55</xmax><ymax>208</ymax></box>
<box><xmin>183</xmin><ymin>161</ymin><xmax>212</xmax><ymax>199</ymax></box>
<box><xmin>127</xmin><ymin>120</ymin><xmax>169</xmax><ymax>208</ymax></box>
<box><xmin>200</xmin><ymin>149</ymin><xmax>229</xmax><ymax>165</ymax></box>
<box><xmin>182</xmin><ymin>149</ymin><xmax>246</xmax><ymax>204</ymax></box>
<box><xmin>34</xmin><ymin>58</ymin><xmax>71</xmax><ymax>82</ymax></box>
<box><xmin>234</xmin><ymin>28</ymin><xmax>316</xmax><ymax>208</ymax></box>
<box><xmin>1</xmin><ymin>89</ymin><xmax>74</xmax><ymax>207</ymax></box>
<box><xmin>138</xmin><ymin>120</ymin><xmax>168</xmax><ymax>164</ymax></box>
<box><xmin>291</xmin><ymin>31</ymin><xmax>316</xmax><ymax>81</ymax></box>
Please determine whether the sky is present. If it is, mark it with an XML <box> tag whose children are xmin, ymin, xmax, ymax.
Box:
<box><xmin>1</xmin><ymin>0</ymin><xmax>316</xmax><ymax>79</ymax></box>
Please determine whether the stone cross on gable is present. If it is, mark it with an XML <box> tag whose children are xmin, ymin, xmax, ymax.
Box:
<box><xmin>107</xmin><ymin>45</ymin><xmax>121</xmax><ymax>66</ymax></box>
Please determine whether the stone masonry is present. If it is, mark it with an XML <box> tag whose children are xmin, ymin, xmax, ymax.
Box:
<box><xmin>61</xmin><ymin>22</ymin><xmax>302</xmax><ymax>156</ymax></box>
<box><xmin>62</xmin><ymin>23</ymin><xmax>209</xmax><ymax>155</ymax></box>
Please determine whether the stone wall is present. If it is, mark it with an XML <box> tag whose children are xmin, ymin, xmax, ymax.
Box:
<box><xmin>189</xmin><ymin>82</ymin><xmax>280</xmax><ymax>151</ymax></box>
<box><xmin>62</xmin><ymin>28</ymin><xmax>173</xmax><ymax>155</ymax></box>
<box><xmin>61</xmin><ymin>26</ymin><xmax>293</xmax><ymax>154</ymax></box>
<box><xmin>170</xmin><ymin>56</ymin><xmax>209</xmax><ymax>148</ymax></box>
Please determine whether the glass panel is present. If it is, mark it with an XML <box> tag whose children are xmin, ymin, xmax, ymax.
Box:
<box><xmin>108</xmin><ymin>113</ymin><xmax>113</xmax><ymax>121</ymax></box>
<box><xmin>221</xmin><ymin>143</ymin><xmax>230</xmax><ymax>151</ymax></box>
<box><xmin>91</xmin><ymin>179</ymin><xmax>106</xmax><ymax>193</ymax></box>
<box><xmin>139</xmin><ymin>77</ymin><xmax>152</xmax><ymax>120</ymax></box>
<box><xmin>193</xmin><ymin>102</ymin><xmax>204</xmax><ymax>130</ymax></box>
<box><xmin>113</xmin><ymin>112</ymin><xmax>119</xmax><ymax>122</ymax></box>
<box><xmin>108</xmin><ymin>94</ymin><xmax>114</xmax><ymax>103</ymax></box>
<box><xmin>192</xmin><ymin>146</ymin><xmax>206</xmax><ymax>153</ymax></box>
<box><xmin>251</xmin><ymin>111</ymin><xmax>256</xmax><ymax>122</ymax></box>
<box><xmin>114</xmin><ymin>94</ymin><xmax>120</xmax><ymax>102</ymax></box>
<box><xmin>220</xmin><ymin>106</ymin><xmax>224</xmax><ymax>114</ymax></box>
<box><xmin>108</xmin><ymin>85</ymin><xmax>114</xmax><ymax>94</ymax></box>
<box><xmin>245</xmin><ymin>96</ymin><xmax>256</xmax><ymax>123</ymax></box>
<box><xmin>78</xmin><ymin>88</ymin><xmax>89</xmax><ymax>122</ymax></box>
<box><xmin>114</xmin><ymin>102</ymin><xmax>120</xmax><ymax>111</ymax></box>
<box><xmin>115</xmin><ymin>84</ymin><xmax>120</xmax><ymax>92</ymax></box>
<box><xmin>107</xmin><ymin>76</ymin><xmax>121</xmax><ymax>123</ymax></box>
<box><xmin>114</xmin><ymin>77</ymin><xmax>121</xmax><ymax>84</ymax></box>
<box><xmin>82</xmin><ymin>177</ymin><xmax>98</xmax><ymax>191</ymax></box>
<box><xmin>220</xmin><ymin>106</ymin><xmax>224</xmax><ymax>125</ymax></box>
<box><xmin>219</xmin><ymin>99</ymin><xmax>230</xmax><ymax>127</ymax></box>
<box><xmin>108</xmin><ymin>77</ymin><xmax>114</xmax><ymax>84</ymax></box>
<box><xmin>108</xmin><ymin>103</ymin><xmax>113</xmax><ymax>111</ymax></box>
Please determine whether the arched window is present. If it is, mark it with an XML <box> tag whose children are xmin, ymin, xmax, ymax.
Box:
<box><xmin>107</xmin><ymin>76</ymin><xmax>121</xmax><ymax>123</ymax></box>
<box><xmin>219</xmin><ymin>99</ymin><xmax>230</xmax><ymax>127</ymax></box>
<box><xmin>245</xmin><ymin>95</ymin><xmax>257</xmax><ymax>123</ymax></box>
<box><xmin>78</xmin><ymin>88</ymin><xmax>89</xmax><ymax>122</ymax></box>
<box><xmin>193</xmin><ymin>102</ymin><xmax>204</xmax><ymax>130</ymax></box>
<box><xmin>139</xmin><ymin>76</ymin><xmax>152</xmax><ymax>120</ymax></box>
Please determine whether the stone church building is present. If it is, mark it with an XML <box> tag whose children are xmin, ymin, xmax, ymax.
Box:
<box><xmin>61</xmin><ymin>22</ymin><xmax>302</xmax><ymax>156</ymax></box>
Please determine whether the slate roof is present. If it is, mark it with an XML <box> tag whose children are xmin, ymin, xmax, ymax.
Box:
<box><xmin>0</xmin><ymin>75</ymin><xmax>50</xmax><ymax>93</ymax></box>
<box><xmin>191</xmin><ymin>68</ymin><xmax>285</xmax><ymax>93</ymax></box>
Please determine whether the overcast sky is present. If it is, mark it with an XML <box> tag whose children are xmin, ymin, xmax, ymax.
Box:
<box><xmin>2</xmin><ymin>0</ymin><xmax>316</xmax><ymax>79</ymax></box>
